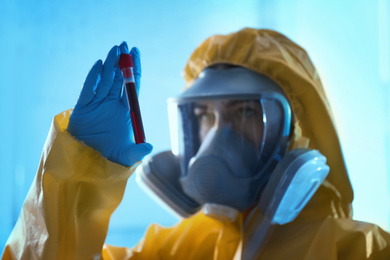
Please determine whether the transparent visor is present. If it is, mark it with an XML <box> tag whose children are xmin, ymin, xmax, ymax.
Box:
<box><xmin>168</xmin><ymin>94</ymin><xmax>292</xmax><ymax>178</ymax></box>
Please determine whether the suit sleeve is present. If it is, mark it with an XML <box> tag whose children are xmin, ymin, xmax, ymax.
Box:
<box><xmin>2</xmin><ymin>110</ymin><xmax>138</xmax><ymax>260</ymax></box>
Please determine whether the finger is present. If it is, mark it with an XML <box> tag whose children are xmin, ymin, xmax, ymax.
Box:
<box><xmin>76</xmin><ymin>60</ymin><xmax>102</xmax><ymax>107</ymax></box>
<box><xmin>95</xmin><ymin>45</ymin><xmax>120</xmax><ymax>99</ymax></box>
<box><xmin>130</xmin><ymin>47</ymin><xmax>141</xmax><ymax>95</ymax></box>
<box><xmin>119</xmin><ymin>41</ymin><xmax>129</xmax><ymax>54</ymax></box>
<box><xmin>108</xmin><ymin>67</ymin><xmax>123</xmax><ymax>99</ymax></box>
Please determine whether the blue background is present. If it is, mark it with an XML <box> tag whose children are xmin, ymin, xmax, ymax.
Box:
<box><xmin>0</xmin><ymin>0</ymin><xmax>389</xmax><ymax>251</ymax></box>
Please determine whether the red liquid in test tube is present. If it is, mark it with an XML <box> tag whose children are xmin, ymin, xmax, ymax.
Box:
<box><xmin>119</xmin><ymin>53</ymin><xmax>146</xmax><ymax>144</ymax></box>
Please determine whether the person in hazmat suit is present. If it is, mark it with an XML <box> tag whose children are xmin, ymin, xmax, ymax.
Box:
<box><xmin>2</xmin><ymin>28</ymin><xmax>390</xmax><ymax>260</ymax></box>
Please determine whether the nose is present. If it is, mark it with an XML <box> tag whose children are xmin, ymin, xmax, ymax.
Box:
<box><xmin>213</xmin><ymin>114</ymin><xmax>222</xmax><ymax>129</ymax></box>
<box><xmin>213</xmin><ymin>107</ymin><xmax>232</xmax><ymax>129</ymax></box>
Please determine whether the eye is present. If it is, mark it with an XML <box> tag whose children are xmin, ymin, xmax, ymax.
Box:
<box><xmin>194</xmin><ymin>108</ymin><xmax>215</xmax><ymax>124</ymax></box>
<box><xmin>235</xmin><ymin>104</ymin><xmax>260</xmax><ymax>119</ymax></box>
<box><xmin>236</xmin><ymin>107</ymin><xmax>256</xmax><ymax>118</ymax></box>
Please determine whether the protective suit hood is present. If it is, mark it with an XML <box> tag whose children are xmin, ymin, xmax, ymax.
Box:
<box><xmin>182</xmin><ymin>28</ymin><xmax>354</xmax><ymax>218</ymax></box>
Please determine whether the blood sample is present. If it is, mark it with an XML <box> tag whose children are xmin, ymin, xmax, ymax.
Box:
<box><xmin>119</xmin><ymin>53</ymin><xmax>146</xmax><ymax>144</ymax></box>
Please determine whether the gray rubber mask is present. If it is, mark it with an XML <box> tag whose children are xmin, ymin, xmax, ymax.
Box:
<box><xmin>136</xmin><ymin>67</ymin><xmax>293</xmax><ymax>220</ymax></box>
<box><xmin>181</xmin><ymin>127</ymin><xmax>262</xmax><ymax>211</ymax></box>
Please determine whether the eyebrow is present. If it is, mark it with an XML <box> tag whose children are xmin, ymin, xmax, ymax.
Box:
<box><xmin>226</xmin><ymin>100</ymin><xmax>250</xmax><ymax>106</ymax></box>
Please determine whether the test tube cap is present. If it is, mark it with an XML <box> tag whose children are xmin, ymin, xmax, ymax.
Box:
<box><xmin>119</xmin><ymin>53</ymin><xmax>133</xmax><ymax>70</ymax></box>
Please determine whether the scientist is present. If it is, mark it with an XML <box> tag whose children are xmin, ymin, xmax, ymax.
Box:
<box><xmin>2</xmin><ymin>28</ymin><xmax>390</xmax><ymax>259</ymax></box>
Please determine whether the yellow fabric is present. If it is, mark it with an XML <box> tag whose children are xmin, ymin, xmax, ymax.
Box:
<box><xmin>102</xmin><ymin>213</ymin><xmax>242</xmax><ymax>260</ymax></box>
<box><xmin>2</xmin><ymin>110</ymin><xmax>139</xmax><ymax>259</ymax></box>
<box><xmin>2</xmin><ymin>28</ymin><xmax>390</xmax><ymax>259</ymax></box>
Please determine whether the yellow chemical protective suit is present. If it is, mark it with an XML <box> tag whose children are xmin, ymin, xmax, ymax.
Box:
<box><xmin>3</xmin><ymin>28</ymin><xmax>390</xmax><ymax>259</ymax></box>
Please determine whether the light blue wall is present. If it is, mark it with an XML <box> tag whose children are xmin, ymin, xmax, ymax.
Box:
<box><xmin>0</xmin><ymin>0</ymin><xmax>389</xmax><ymax>252</ymax></box>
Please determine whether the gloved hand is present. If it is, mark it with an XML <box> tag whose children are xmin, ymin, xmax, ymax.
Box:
<box><xmin>67</xmin><ymin>42</ymin><xmax>153</xmax><ymax>166</ymax></box>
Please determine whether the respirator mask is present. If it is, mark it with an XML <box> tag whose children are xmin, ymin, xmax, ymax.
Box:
<box><xmin>136</xmin><ymin>66</ymin><xmax>329</xmax><ymax>225</ymax></box>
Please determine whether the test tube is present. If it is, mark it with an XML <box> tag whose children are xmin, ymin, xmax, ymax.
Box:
<box><xmin>119</xmin><ymin>53</ymin><xmax>146</xmax><ymax>144</ymax></box>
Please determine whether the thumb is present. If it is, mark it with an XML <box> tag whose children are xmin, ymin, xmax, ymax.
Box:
<box><xmin>126</xmin><ymin>143</ymin><xmax>153</xmax><ymax>166</ymax></box>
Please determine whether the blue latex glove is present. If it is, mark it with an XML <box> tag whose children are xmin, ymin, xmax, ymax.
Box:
<box><xmin>67</xmin><ymin>42</ymin><xmax>153</xmax><ymax>166</ymax></box>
